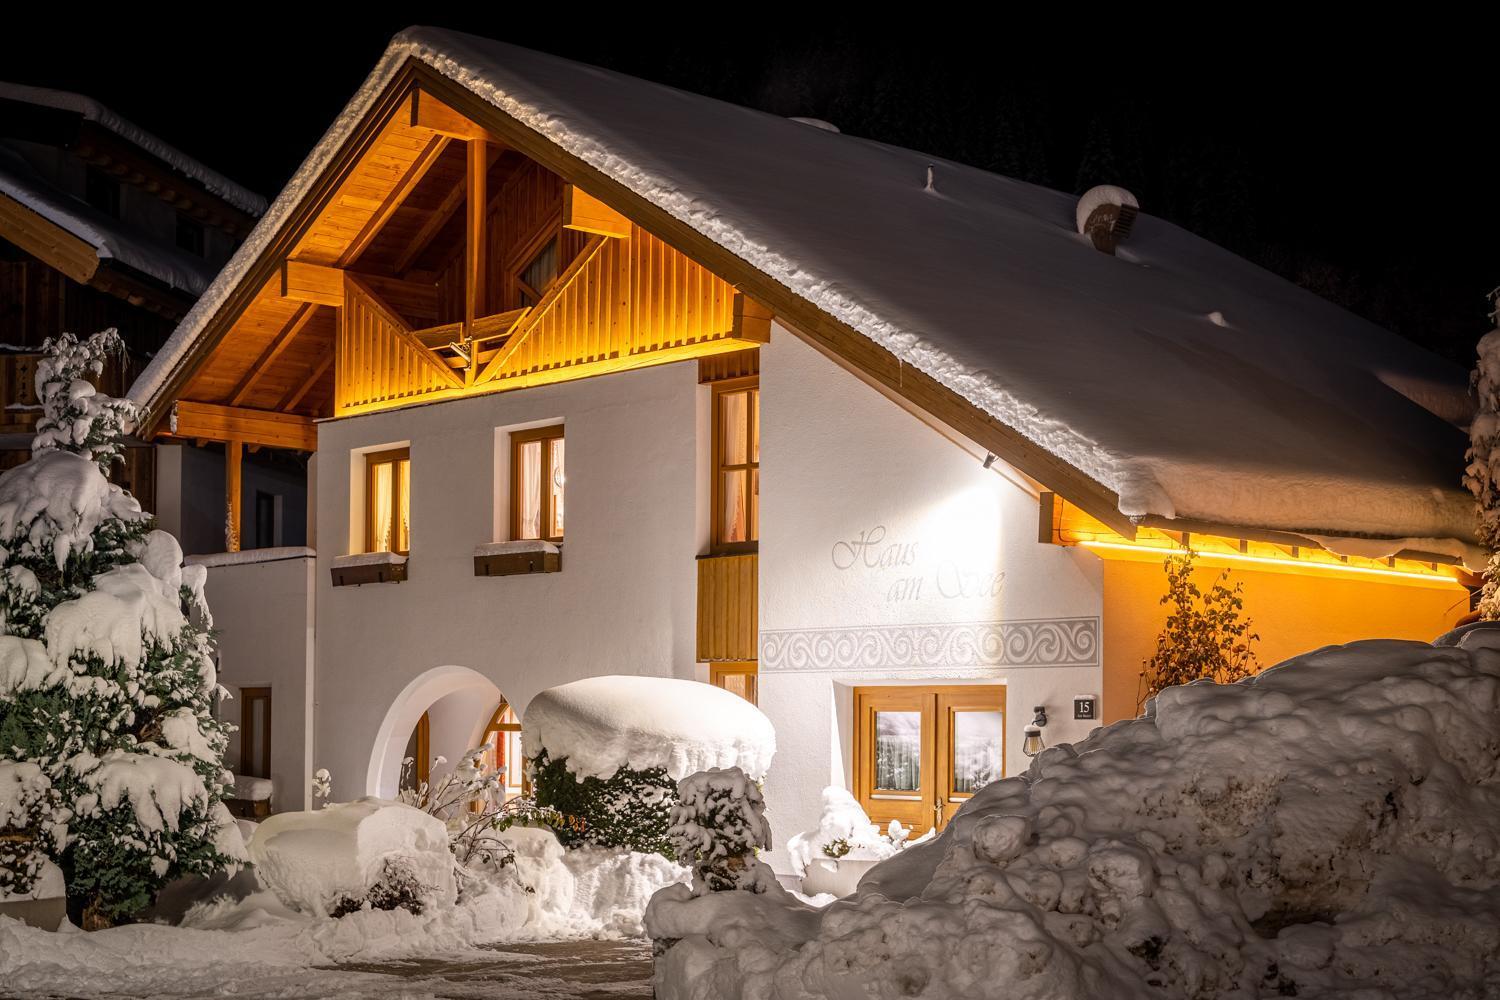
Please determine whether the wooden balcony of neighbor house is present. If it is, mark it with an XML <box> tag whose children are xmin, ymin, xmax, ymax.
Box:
<box><xmin>696</xmin><ymin>551</ymin><xmax>758</xmax><ymax>662</ymax></box>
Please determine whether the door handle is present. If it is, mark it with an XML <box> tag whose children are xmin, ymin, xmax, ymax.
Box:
<box><xmin>933</xmin><ymin>798</ymin><xmax>945</xmax><ymax>817</ymax></box>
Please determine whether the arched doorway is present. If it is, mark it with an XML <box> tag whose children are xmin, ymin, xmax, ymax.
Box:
<box><xmin>366</xmin><ymin>665</ymin><xmax>504</xmax><ymax>798</ymax></box>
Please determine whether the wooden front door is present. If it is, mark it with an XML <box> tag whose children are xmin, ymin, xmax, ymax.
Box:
<box><xmin>854</xmin><ymin>685</ymin><xmax>1005</xmax><ymax>834</ymax></box>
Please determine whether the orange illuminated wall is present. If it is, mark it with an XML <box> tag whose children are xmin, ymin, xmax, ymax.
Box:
<box><xmin>1099</xmin><ymin>557</ymin><xmax>1469</xmax><ymax>723</ymax></box>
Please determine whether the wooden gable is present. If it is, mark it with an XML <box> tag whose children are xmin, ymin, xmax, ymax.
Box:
<box><xmin>161</xmin><ymin>85</ymin><xmax>769</xmax><ymax>450</ymax></box>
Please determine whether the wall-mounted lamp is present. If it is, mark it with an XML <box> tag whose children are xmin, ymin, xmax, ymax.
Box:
<box><xmin>1021</xmin><ymin>705</ymin><xmax>1047</xmax><ymax>757</ymax></box>
<box><xmin>982</xmin><ymin>452</ymin><xmax>997</xmax><ymax>469</ymax></box>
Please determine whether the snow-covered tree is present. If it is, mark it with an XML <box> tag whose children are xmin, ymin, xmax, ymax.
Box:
<box><xmin>0</xmin><ymin>328</ymin><xmax>243</xmax><ymax>928</ymax></box>
<box><xmin>1464</xmin><ymin>290</ymin><xmax>1500</xmax><ymax>619</ymax></box>
<box><xmin>666</xmin><ymin>767</ymin><xmax>774</xmax><ymax>894</ymax></box>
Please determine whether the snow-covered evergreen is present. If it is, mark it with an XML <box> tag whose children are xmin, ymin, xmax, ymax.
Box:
<box><xmin>665</xmin><ymin>767</ymin><xmax>774</xmax><ymax>895</ymax></box>
<box><xmin>0</xmin><ymin>328</ymin><xmax>242</xmax><ymax>928</ymax></box>
<box><xmin>1463</xmin><ymin>290</ymin><xmax>1500</xmax><ymax>618</ymax></box>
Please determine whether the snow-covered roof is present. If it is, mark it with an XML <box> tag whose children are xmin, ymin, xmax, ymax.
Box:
<box><xmin>131</xmin><ymin>28</ymin><xmax>1476</xmax><ymax>546</ymax></box>
<box><xmin>0</xmin><ymin>83</ymin><xmax>267</xmax><ymax>217</ymax></box>
<box><xmin>0</xmin><ymin>145</ymin><xmax>217</xmax><ymax>296</ymax></box>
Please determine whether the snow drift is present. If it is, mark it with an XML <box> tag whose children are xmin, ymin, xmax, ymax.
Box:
<box><xmin>522</xmin><ymin>675</ymin><xmax>776</xmax><ymax>781</ymax></box>
<box><xmin>650</xmin><ymin>632</ymin><xmax>1500</xmax><ymax>999</ymax></box>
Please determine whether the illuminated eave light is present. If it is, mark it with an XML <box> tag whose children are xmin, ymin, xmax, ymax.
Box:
<box><xmin>1078</xmin><ymin>539</ymin><xmax>1458</xmax><ymax>585</ymax></box>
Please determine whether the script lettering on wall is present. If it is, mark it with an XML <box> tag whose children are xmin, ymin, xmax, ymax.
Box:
<box><xmin>830</xmin><ymin>524</ymin><xmax>1005</xmax><ymax>604</ymax></box>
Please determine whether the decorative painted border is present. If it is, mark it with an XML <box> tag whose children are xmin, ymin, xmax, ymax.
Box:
<box><xmin>759</xmin><ymin>617</ymin><xmax>1099</xmax><ymax>673</ymax></box>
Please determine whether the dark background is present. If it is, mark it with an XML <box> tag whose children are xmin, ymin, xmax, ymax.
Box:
<box><xmin>8</xmin><ymin>15</ymin><xmax>1497</xmax><ymax>365</ymax></box>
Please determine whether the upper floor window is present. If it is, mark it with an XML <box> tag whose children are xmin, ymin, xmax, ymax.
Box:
<box><xmin>365</xmin><ymin>448</ymin><xmax>410</xmax><ymax>554</ymax></box>
<box><xmin>512</xmin><ymin>425</ymin><xmax>564</xmax><ymax>542</ymax></box>
<box><xmin>713</xmin><ymin>380</ymin><xmax>759</xmax><ymax>551</ymax></box>
<box><xmin>176</xmin><ymin>215</ymin><xmax>206</xmax><ymax>256</ymax></box>
<box><xmin>84</xmin><ymin>168</ymin><xmax>120</xmax><ymax>218</ymax></box>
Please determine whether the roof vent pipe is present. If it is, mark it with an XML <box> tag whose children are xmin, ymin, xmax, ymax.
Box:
<box><xmin>1076</xmin><ymin>185</ymin><xmax>1140</xmax><ymax>255</ymax></box>
<box><xmin>787</xmin><ymin>117</ymin><xmax>840</xmax><ymax>133</ymax></box>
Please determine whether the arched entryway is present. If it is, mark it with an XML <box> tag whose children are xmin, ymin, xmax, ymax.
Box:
<box><xmin>366</xmin><ymin>664</ymin><xmax>508</xmax><ymax>798</ymax></box>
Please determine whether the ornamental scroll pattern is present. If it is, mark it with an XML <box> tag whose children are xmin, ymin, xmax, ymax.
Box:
<box><xmin>759</xmin><ymin>618</ymin><xmax>1099</xmax><ymax>673</ymax></box>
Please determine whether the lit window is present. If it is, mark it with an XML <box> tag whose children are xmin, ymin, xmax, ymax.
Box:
<box><xmin>480</xmin><ymin>701</ymin><xmax>525</xmax><ymax>802</ymax></box>
<box><xmin>365</xmin><ymin>448</ymin><xmax>410</xmax><ymax>554</ymax></box>
<box><xmin>512</xmin><ymin>425</ymin><xmax>564</xmax><ymax>542</ymax></box>
<box><xmin>713</xmin><ymin>380</ymin><xmax>758</xmax><ymax>550</ymax></box>
<box><xmin>709</xmin><ymin>662</ymin><xmax>758</xmax><ymax>705</ymax></box>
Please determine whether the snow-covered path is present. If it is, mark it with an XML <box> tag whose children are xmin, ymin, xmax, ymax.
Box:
<box><xmin>2</xmin><ymin>939</ymin><xmax>653</xmax><ymax>999</ymax></box>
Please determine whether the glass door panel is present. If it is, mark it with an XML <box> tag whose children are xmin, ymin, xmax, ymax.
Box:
<box><xmin>937</xmin><ymin>690</ymin><xmax>1006</xmax><ymax>827</ymax></box>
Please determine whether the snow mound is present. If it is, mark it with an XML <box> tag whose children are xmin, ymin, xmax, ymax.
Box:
<box><xmin>785</xmin><ymin>786</ymin><xmax>904</xmax><ymax>878</ymax></box>
<box><xmin>522</xmin><ymin>675</ymin><xmax>776</xmax><ymax>780</ymax></box>
<box><xmin>247</xmin><ymin>798</ymin><xmax>456</xmax><ymax>915</ymax></box>
<box><xmin>653</xmin><ymin>635</ymin><xmax>1500</xmax><ymax>999</ymax></box>
<box><xmin>0</xmin><ymin>450</ymin><xmax>145</xmax><ymax>570</ymax></box>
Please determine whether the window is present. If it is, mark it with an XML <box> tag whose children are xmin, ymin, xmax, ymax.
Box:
<box><xmin>511</xmin><ymin>425</ymin><xmax>564</xmax><ymax>542</ymax></box>
<box><xmin>712</xmin><ymin>380</ymin><xmax>759</xmax><ymax>551</ymax></box>
<box><xmin>239</xmin><ymin>687</ymin><xmax>272</xmax><ymax>779</ymax></box>
<box><xmin>480</xmin><ymin>701</ymin><xmax>526</xmax><ymax>803</ymax></box>
<box><xmin>365</xmin><ymin>448</ymin><xmax>411</xmax><ymax>554</ymax></box>
<box><xmin>853</xmin><ymin>686</ymin><xmax>1004</xmax><ymax>832</ymax></box>
<box><xmin>710</xmin><ymin>662</ymin><xmax>758</xmax><ymax>705</ymax></box>
<box><xmin>84</xmin><ymin>168</ymin><xmax>120</xmax><ymax>217</ymax></box>
<box><xmin>176</xmin><ymin>214</ymin><xmax>206</xmax><ymax>256</ymax></box>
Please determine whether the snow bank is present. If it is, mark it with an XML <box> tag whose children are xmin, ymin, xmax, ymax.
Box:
<box><xmin>522</xmin><ymin>675</ymin><xmax>776</xmax><ymax>780</ymax></box>
<box><xmin>247</xmin><ymin>798</ymin><xmax>456</xmax><ymax>915</ymax></box>
<box><xmin>653</xmin><ymin>634</ymin><xmax>1500</xmax><ymax>999</ymax></box>
<box><xmin>0</xmin><ymin>450</ymin><xmax>144</xmax><ymax>570</ymax></box>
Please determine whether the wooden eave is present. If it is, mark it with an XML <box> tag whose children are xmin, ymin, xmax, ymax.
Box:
<box><xmin>140</xmin><ymin>59</ymin><xmax>1136</xmax><ymax>537</ymax></box>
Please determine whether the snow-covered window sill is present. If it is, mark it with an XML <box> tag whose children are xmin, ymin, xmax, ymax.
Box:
<box><xmin>186</xmin><ymin>546</ymin><xmax>316</xmax><ymax>568</ymax></box>
<box><xmin>331</xmin><ymin>551</ymin><xmax>408</xmax><ymax>587</ymax></box>
<box><xmin>473</xmin><ymin>540</ymin><xmax>561</xmax><ymax>577</ymax></box>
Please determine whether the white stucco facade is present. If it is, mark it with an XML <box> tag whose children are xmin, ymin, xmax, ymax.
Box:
<box><xmin>198</xmin><ymin>323</ymin><xmax>1109</xmax><ymax>872</ymax></box>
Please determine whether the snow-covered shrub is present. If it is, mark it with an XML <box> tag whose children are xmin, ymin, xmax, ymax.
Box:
<box><xmin>0</xmin><ymin>761</ymin><xmax>62</xmax><ymax>898</ymax></box>
<box><xmin>531</xmin><ymin>748</ymin><xmax>674</xmax><ymax>855</ymax></box>
<box><xmin>522</xmin><ymin>675</ymin><xmax>776</xmax><ymax>858</ymax></box>
<box><xmin>667</xmin><ymin>767</ymin><xmax>773</xmax><ymax>894</ymax></box>
<box><xmin>247</xmin><ymin>797</ymin><xmax>456</xmax><ymax>916</ymax></box>
<box><xmin>1465</xmin><ymin>292</ymin><xmax>1500</xmax><ymax>618</ymax></box>
<box><xmin>0</xmin><ymin>330</ymin><xmax>242</xmax><ymax>928</ymax></box>
<box><xmin>653</xmin><ymin>634</ymin><xmax>1500</xmax><ymax>999</ymax></box>
<box><xmin>327</xmin><ymin>857</ymin><xmax>432</xmax><ymax>918</ymax></box>
<box><xmin>1137</xmin><ymin>546</ymin><xmax>1258</xmax><ymax>711</ymax></box>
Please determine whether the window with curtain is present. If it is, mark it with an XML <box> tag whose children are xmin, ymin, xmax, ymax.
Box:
<box><xmin>713</xmin><ymin>380</ymin><xmax>759</xmax><ymax>550</ymax></box>
<box><xmin>512</xmin><ymin>425</ymin><xmax>565</xmax><ymax>542</ymax></box>
<box><xmin>365</xmin><ymin>448</ymin><xmax>411</xmax><ymax>554</ymax></box>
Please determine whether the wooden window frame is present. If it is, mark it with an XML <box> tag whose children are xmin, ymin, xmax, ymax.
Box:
<box><xmin>853</xmin><ymin>685</ymin><xmax>1006</xmax><ymax>832</ymax></box>
<box><xmin>364</xmin><ymin>447</ymin><xmax>411</xmax><ymax>555</ymax></box>
<box><xmin>709</xmin><ymin>661</ymin><xmax>758</xmax><ymax>705</ymax></box>
<box><xmin>506</xmin><ymin>219</ymin><xmax>563</xmax><ymax>310</ymax></box>
<box><xmin>510</xmin><ymin>424</ymin><xmax>565</xmax><ymax>542</ymax></box>
<box><xmin>711</xmin><ymin>377</ymin><xmax>759</xmax><ymax>554</ymax></box>
<box><xmin>238</xmin><ymin>686</ymin><xmax>272</xmax><ymax>780</ymax></box>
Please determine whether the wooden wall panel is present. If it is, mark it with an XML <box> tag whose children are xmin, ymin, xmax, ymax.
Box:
<box><xmin>338</xmin><ymin>278</ymin><xmax>456</xmax><ymax>410</ymax></box>
<box><xmin>697</xmin><ymin>553</ymin><xmax>758</xmax><ymax>662</ymax></box>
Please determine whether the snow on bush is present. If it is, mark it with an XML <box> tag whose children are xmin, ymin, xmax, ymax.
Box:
<box><xmin>1464</xmin><ymin>295</ymin><xmax>1500</xmax><ymax>618</ymax></box>
<box><xmin>246</xmin><ymin>798</ymin><xmax>457</xmax><ymax>916</ymax></box>
<box><xmin>0</xmin><ymin>329</ymin><xmax>242</xmax><ymax>927</ymax></box>
<box><xmin>667</xmin><ymin>767</ymin><xmax>774</xmax><ymax>894</ymax></box>
<box><xmin>785</xmin><ymin>786</ymin><xmax>908</xmax><ymax>879</ymax></box>
<box><xmin>523</xmin><ymin>676</ymin><xmax>776</xmax><ymax>856</ymax></box>
<box><xmin>0</xmin><ymin>760</ymin><xmax>63</xmax><ymax>897</ymax></box>
<box><xmin>651</xmin><ymin>633</ymin><xmax>1500</xmax><ymax>999</ymax></box>
<box><xmin>522</xmin><ymin>675</ymin><xmax>776</xmax><ymax>782</ymax></box>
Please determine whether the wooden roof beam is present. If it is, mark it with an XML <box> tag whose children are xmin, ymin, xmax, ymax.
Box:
<box><xmin>280</xmin><ymin>353</ymin><xmax>333</xmax><ymax>412</ymax></box>
<box><xmin>564</xmin><ymin>185</ymin><xmax>631</xmax><ymax>239</ymax></box>
<box><xmin>339</xmin><ymin>134</ymin><xmax>452</xmax><ymax>267</ymax></box>
<box><xmin>392</xmin><ymin>171</ymin><xmax>467</xmax><ymax>274</ymax></box>
<box><xmin>408</xmin><ymin>89</ymin><xmax>503</xmax><ymax>143</ymax></box>
<box><xmin>170</xmin><ymin>400</ymin><xmax>317</xmax><ymax>452</ymax></box>
<box><xmin>228</xmin><ymin>302</ymin><xmax>321</xmax><ymax>406</ymax></box>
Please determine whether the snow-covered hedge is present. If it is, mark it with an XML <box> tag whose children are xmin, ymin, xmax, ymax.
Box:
<box><xmin>650</xmin><ymin>633</ymin><xmax>1500</xmax><ymax>999</ymax></box>
<box><xmin>247</xmin><ymin>798</ymin><xmax>456</xmax><ymax>916</ymax></box>
<box><xmin>523</xmin><ymin>676</ymin><xmax>776</xmax><ymax>856</ymax></box>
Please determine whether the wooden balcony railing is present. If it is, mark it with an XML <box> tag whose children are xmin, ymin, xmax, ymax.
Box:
<box><xmin>696</xmin><ymin>551</ymin><xmax>758</xmax><ymax>662</ymax></box>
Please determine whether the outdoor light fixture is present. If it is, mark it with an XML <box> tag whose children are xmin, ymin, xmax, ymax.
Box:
<box><xmin>982</xmin><ymin>452</ymin><xmax>997</xmax><ymax>469</ymax></box>
<box><xmin>1021</xmin><ymin>705</ymin><xmax>1048</xmax><ymax>757</ymax></box>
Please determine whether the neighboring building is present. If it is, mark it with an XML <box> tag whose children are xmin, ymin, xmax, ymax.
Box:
<box><xmin>128</xmin><ymin>30</ymin><xmax>1475</xmax><ymax>869</ymax></box>
<box><xmin>0</xmin><ymin>83</ymin><xmax>304</xmax><ymax>552</ymax></box>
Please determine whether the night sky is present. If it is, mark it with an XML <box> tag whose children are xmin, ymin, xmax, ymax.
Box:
<box><xmin>11</xmin><ymin>15</ymin><xmax>1497</xmax><ymax>366</ymax></box>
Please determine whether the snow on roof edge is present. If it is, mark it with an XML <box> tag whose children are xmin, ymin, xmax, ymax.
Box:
<box><xmin>0</xmin><ymin>82</ymin><xmax>267</xmax><ymax>217</ymax></box>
